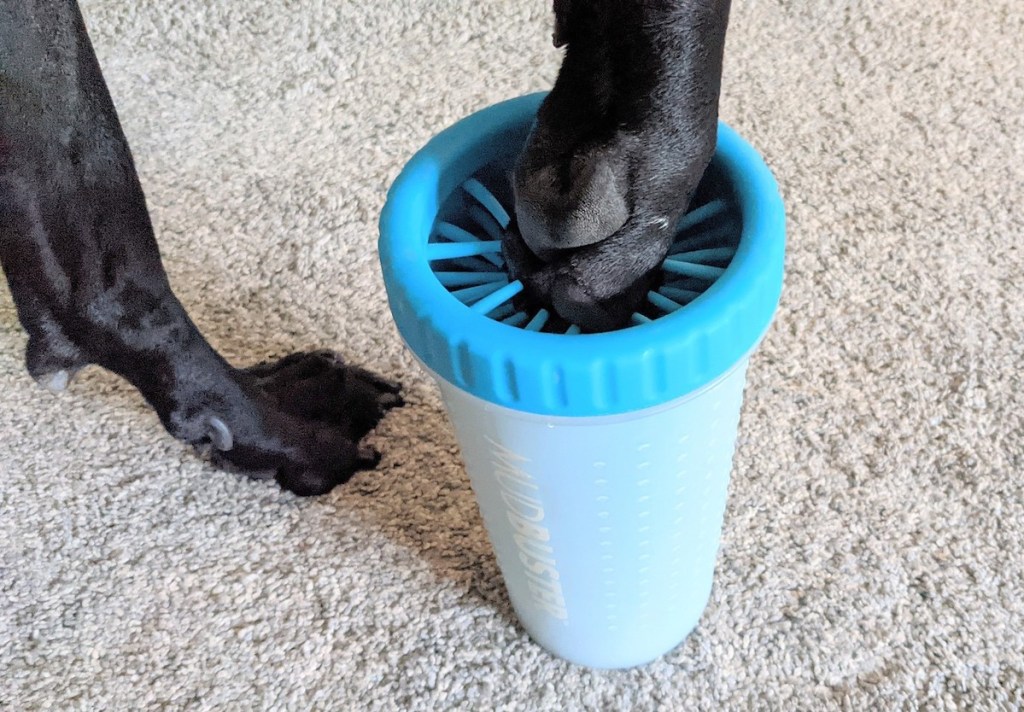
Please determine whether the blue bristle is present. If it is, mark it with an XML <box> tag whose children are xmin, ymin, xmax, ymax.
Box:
<box><xmin>462</xmin><ymin>178</ymin><xmax>511</xmax><ymax>228</ymax></box>
<box><xmin>660</xmin><ymin>286</ymin><xmax>702</xmax><ymax>304</ymax></box>
<box><xmin>503</xmin><ymin>311</ymin><xmax>530</xmax><ymax>327</ymax></box>
<box><xmin>427</xmin><ymin>240</ymin><xmax>503</xmax><ymax>261</ymax></box>
<box><xmin>436</xmin><ymin>221</ymin><xmax>503</xmax><ymax>267</ymax></box>
<box><xmin>662</xmin><ymin>259</ymin><xmax>726</xmax><ymax>280</ymax></box>
<box><xmin>435</xmin><ymin>271</ymin><xmax>508</xmax><ymax>288</ymax></box>
<box><xmin>469</xmin><ymin>204</ymin><xmax>505</xmax><ymax>243</ymax></box>
<box><xmin>432</xmin><ymin>178</ymin><xmax>737</xmax><ymax>331</ymax></box>
<box><xmin>525</xmin><ymin>309</ymin><xmax>551</xmax><ymax>332</ymax></box>
<box><xmin>452</xmin><ymin>280</ymin><xmax>508</xmax><ymax>304</ymax></box>
<box><xmin>647</xmin><ymin>291</ymin><xmax>685</xmax><ymax>313</ymax></box>
<box><xmin>488</xmin><ymin>303</ymin><xmax>517</xmax><ymax>320</ymax></box>
<box><xmin>676</xmin><ymin>199</ymin><xmax>726</xmax><ymax>232</ymax></box>
<box><xmin>670</xmin><ymin>246</ymin><xmax>735</xmax><ymax>263</ymax></box>
<box><xmin>471</xmin><ymin>280</ymin><xmax>524</xmax><ymax>314</ymax></box>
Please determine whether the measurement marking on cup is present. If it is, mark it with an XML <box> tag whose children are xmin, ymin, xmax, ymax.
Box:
<box><xmin>486</xmin><ymin>436</ymin><xmax>568</xmax><ymax>621</ymax></box>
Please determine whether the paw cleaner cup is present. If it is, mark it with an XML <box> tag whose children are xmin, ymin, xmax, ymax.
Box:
<box><xmin>378</xmin><ymin>93</ymin><xmax>785</xmax><ymax>669</ymax></box>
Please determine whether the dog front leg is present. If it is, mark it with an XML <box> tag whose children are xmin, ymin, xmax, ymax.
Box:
<box><xmin>0</xmin><ymin>0</ymin><xmax>400</xmax><ymax>495</ymax></box>
<box><xmin>509</xmin><ymin>0</ymin><xmax>732</xmax><ymax>329</ymax></box>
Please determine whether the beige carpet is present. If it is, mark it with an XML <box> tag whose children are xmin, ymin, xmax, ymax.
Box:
<box><xmin>2</xmin><ymin>0</ymin><xmax>1022</xmax><ymax>708</ymax></box>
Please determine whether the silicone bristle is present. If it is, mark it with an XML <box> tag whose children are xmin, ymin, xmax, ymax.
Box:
<box><xmin>432</xmin><ymin>177</ymin><xmax>737</xmax><ymax>332</ymax></box>
<box><xmin>470</xmin><ymin>280</ymin><xmax>524</xmax><ymax>314</ymax></box>
<box><xmin>427</xmin><ymin>240</ymin><xmax>503</xmax><ymax>261</ymax></box>
<box><xmin>660</xmin><ymin>286</ymin><xmax>702</xmax><ymax>304</ymax></box>
<box><xmin>670</xmin><ymin>246</ymin><xmax>735</xmax><ymax>263</ymax></box>
<box><xmin>435</xmin><ymin>271</ymin><xmax>507</xmax><ymax>288</ymax></box>
<box><xmin>449</xmin><ymin>257</ymin><xmax>502</xmax><ymax>272</ymax></box>
<box><xmin>676</xmin><ymin>199</ymin><xmax>726</xmax><ymax>232</ymax></box>
<box><xmin>436</xmin><ymin>221</ymin><xmax>481</xmax><ymax>243</ymax></box>
<box><xmin>662</xmin><ymin>259</ymin><xmax>726</xmax><ymax>280</ymax></box>
<box><xmin>647</xmin><ymin>291</ymin><xmax>684</xmax><ymax>313</ymax></box>
<box><xmin>525</xmin><ymin>309</ymin><xmax>551</xmax><ymax>331</ymax></box>
<box><xmin>502</xmin><ymin>311</ymin><xmax>530</xmax><ymax>327</ymax></box>
<box><xmin>436</xmin><ymin>221</ymin><xmax>503</xmax><ymax>267</ymax></box>
<box><xmin>469</xmin><ymin>204</ymin><xmax>505</xmax><ymax>242</ymax></box>
<box><xmin>670</xmin><ymin>224</ymin><xmax>735</xmax><ymax>254</ymax></box>
<box><xmin>463</xmin><ymin>178</ymin><xmax>511</xmax><ymax>228</ymax></box>
<box><xmin>488</xmin><ymin>303</ymin><xmax>517</xmax><ymax>320</ymax></box>
<box><xmin>452</xmin><ymin>280</ymin><xmax>508</xmax><ymax>304</ymax></box>
<box><xmin>663</xmin><ymin>277</ymin><xmax>707</xmax><ymax>291</ymax></box>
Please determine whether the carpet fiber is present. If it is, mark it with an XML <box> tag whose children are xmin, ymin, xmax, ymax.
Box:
<box><xmin>2</xmin><ymin>0</ymin><xmax>1022</xmax><ymax>708</ymax></box>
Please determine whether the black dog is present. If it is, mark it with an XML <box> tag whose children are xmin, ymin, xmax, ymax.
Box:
<box><xmin>0</xmin><ymin>0</ymin><xmax>730</xmax><ymax>494</ymax></box>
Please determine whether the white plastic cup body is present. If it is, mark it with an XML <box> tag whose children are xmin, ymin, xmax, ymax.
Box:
<box><xmin>431</xmin><ymin>358</ymin><xmax>750</xmax><ymax>669</ymax></box>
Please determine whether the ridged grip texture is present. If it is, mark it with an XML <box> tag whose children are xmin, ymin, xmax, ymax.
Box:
<box><xmin>378</xmin><ymin>93</ymin><xmax>785</xmax><ymax>417</ymax></box>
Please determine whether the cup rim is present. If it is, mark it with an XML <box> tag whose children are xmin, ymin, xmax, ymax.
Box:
<box><xmin>379</xmin><ymin>92</ymin><xmax>786</xmax><ymax>416</ymax></box>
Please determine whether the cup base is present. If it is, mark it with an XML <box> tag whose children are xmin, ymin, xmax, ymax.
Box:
<box><xmin>515</xmin><ymin>582</ymin><xmax>713</xmax><ymax>669</ymax></box>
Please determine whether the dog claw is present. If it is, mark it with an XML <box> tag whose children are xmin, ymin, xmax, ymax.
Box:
<box><xmin>207</xmin><ymin>416</ymin><xmax>234</xmax><ymax>451</ymax></box>
<box><xmin>357</xmin><ymin>444</ymin><xmax>381</xmax><ymax>469</ymax></box>
<box><xmin>379</xmin><ymin>392</ymin><xmax>405</xmax><ymax>409</ymax></box>
<box><xmin>348</xmin><ymin>365</ymin><xmax>402</xmax><ymax>395</ymax></box>
<box><xmin>37</xmin><ymin>370</ymin><xmax>70</xmax><ymax>393</ymax></box>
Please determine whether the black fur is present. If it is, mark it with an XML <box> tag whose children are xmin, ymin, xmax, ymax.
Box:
<box><xmin>508</xmin><ymin>0</ymin><xmax>732</xmax><ymax>331</ymax></box>
<box><xmin>0</xmin><ymin>0</ymin><xmax>728</xmax><ymax>493</ymax></box>
<box><xmin>0</xmin><ymin>0</ymin><xmax>401</xmax><ymax>496</ymax></box>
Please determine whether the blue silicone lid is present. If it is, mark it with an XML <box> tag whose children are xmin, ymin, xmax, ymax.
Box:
<box><xmin>378</xmin><ymin>92</ymin><xmax>785</xmax><ymax>417</ymax></box>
